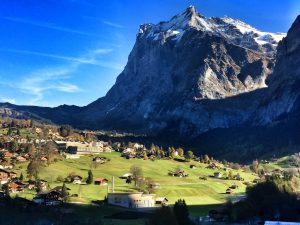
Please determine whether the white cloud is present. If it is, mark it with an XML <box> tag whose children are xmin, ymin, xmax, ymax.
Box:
<box><xmin>1</xmin><ymin>47</ymin><xmax>120</xmax><ymax>106</ymax></box>
<box><xmin>101</xmin><ymin>20</ymin><xmax>125</xmax><ymax>29</ymax></box>
<box><xmin>83</xmin><ymin>16</ymin><xmax>125</xmax><ymax>28</ymax></box>
<box><xmin>56</xmin><ymin>82</ymin><xmax>80</xmax><ymax>93</ymax></box>
<box><xmin>0</xmin><ymin>48</ymin><xmax>123</xmax><ymax>70</ymax></box>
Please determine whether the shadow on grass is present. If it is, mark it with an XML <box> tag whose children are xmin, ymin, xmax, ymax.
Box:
<box><xmin>188</xmin><ymin>203</ymin><xmax>223</xmax><ymax>216</ymax></box>
<box><xmin>0</xmin><ymin>197</ymin><xmax>224</xmax><ymax>225</ymax></box>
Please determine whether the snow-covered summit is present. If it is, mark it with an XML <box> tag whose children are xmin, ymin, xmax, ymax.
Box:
<box><xmin>221</xmin><ymin>16</ymin><xmax>286</xmax><ymax>47</ymax></box>
<box><xmin>138</xmin><ymin>6</ymin><xmax>286</xmax><ymax>56</ymax></box>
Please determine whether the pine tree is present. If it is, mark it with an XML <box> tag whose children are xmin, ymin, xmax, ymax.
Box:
<box><xmin>86</xmin><ymin>170</ymin><xmax>93</xmax><ymax>184</ymax></box>
<box><xmin>19</xmin><ymin>172</ymin><xmax>24</xmax><ymax>181</ymax></box>
<box><xmin>61</xmin><ymin>183</ymin><xmax>69</xmax><ymax>202</ymax></box>
<box><xmin>173</xmin><ymin>199</ymin><xmax>190</xmax><ymax>225</ymax></box>
<box><xmin>7</xmin><ymin>127</ymin><xmax>13</xmax><ymax>135</ymax></box>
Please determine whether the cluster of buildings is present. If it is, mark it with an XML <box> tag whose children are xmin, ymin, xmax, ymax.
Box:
<box><xmin>55</xmin><ymin>140</ymin><xmax>113</xmax><ymax>158</ymax></box>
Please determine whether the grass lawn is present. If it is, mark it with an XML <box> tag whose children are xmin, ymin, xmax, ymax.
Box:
<box><xmin>15</xmin><ymin>152</ymin><xmax>257</xmax><ymax>214</ymax></box>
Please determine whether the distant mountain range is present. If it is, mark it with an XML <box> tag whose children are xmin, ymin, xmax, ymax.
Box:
<box><xmin>2</xmin><ymin>6</ymin><xmax>300</xmax><ymax>161</ymax></box>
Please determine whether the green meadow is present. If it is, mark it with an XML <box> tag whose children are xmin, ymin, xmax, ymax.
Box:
<box><xmin>14</xmin><ymin>152</ymin><xmax>257</xmax><ymax>209</ymax></box>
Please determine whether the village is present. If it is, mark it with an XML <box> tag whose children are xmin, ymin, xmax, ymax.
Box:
<box><xmin>0</xmin><ymin>117</ymin><xmax>292</xmax><ymax>224</ymax></box>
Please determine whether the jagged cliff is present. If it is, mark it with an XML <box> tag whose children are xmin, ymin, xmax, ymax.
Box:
<box><xmin>81</xmin><ymin>6</ymin><xmax>283</xmax><ymax>136</ymax></box>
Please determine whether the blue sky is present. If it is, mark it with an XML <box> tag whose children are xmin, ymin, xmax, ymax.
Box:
<box><xmin>0</xmin><ymin>0</ymin><xmax>299</xmax><ymax>107</ymax></box>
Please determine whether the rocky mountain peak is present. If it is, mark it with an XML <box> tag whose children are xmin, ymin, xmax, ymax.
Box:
<box><xmin>138</xmin><ymin>6</ymin><xmax>285</xmax><ymax>57</ymax></box>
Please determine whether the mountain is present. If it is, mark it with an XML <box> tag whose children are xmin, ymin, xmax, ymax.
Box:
<box><xmin>194</xmin><ymin>15</ymin><xmax>300</xmax><ymax>160</ymax></box>
<box><xmin>2</xmin><ymin>7</ymin><xmax>300</xmax><ymax>161</ymax></box>
<box><xmin>79</xmin><ymin>6</ymin><xmax>284</xmax><ymax>135</ymax></box>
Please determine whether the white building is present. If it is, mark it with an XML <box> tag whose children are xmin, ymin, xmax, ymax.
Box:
<box><xmin>64</xmin><ymin>153</ymin><xmax>80</xmax><ymax>159</ymax></box>
<box><xmin>107</xmin><ymin>192</ymin><xmax>155</xmax><ymax>208</ymax></box>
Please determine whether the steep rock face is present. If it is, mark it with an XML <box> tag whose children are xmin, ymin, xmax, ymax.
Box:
<box><xmin>82</xmin><ymin>6</ymin><xmax>280</xmax><ymax>136</ymax></box>
<box><xmin>254</xmin><ymin>15</ymin><xmax>300</xmax><ymax>124</ymax></box>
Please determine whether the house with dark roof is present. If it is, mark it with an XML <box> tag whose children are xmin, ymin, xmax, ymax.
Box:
<box><xmin>94</xmin><ymin>178</ymin><xmax>108</xmax><ymax>185</ymax></box>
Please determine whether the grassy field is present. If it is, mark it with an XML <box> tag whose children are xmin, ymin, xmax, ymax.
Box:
<box><xmin>14</xmin><ymin>152</ymin><xmax>257</xmax><ymax>208</ymax></box>
<box><xmin>7</xmin><ymin>151</ymin><xmax>260</xmax><ymax>225</ymax></box>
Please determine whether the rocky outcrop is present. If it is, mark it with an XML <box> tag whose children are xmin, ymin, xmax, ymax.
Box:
<box><xmin>254</xmin><ymin>15</ymin><xmax>300</xmax><ymax>125</ymax></box>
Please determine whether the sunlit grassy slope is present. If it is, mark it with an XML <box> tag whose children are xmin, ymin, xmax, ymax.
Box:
<box><xmin>15</xmin><ymin>151</ymin><xmax>257</xmax><ymax>207</ymax></box>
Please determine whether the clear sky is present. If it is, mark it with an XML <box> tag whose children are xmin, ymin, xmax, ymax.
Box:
<box><xmin>0</xmin><ymin>0</ymin><xmax>299</xmax><ymax>107</ymax></box>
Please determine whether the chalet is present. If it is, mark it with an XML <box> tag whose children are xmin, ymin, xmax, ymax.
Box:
<box><xmin>229</xmin><ymin>184</ymin><xmax>239</xmax><ymax>189</ymax></box>
<box><xmin>3</xmin><ymin>164</ymin><xmax>13</xmax><ymax>170</ymax></box>
<box><xmin>253</xmin><ymin>179</ymin><xmax>260</xmax><ymax>184</ymax></box>
<box><xmin>155</xmin><ymin>197</ymin><xmax>168</xmax><ymax>205</ymax></box>
<box><xmin>39</xmin><ymin>179</ymin><xmax>48</xmax><ymax>190</ymax></box>
<box><xmin>149</xmin><ymin>183</ymin><xmax>161</xmax><ymax>190</ymax></box>
<box><xmin>214</xmin><ymin>172</ymin><xmax>222</xmax><ymax>178</ymax></box>
<box><xmin>0</xmin><ymin>169</ymin><xmax>10</xmax><ymax>184</ymax></box>
<box><xmin>112</xmin><ymin>142</ymin><xmax>121</xmax><ymax>150</ymax></box>
<box><xmin>120</xmin><ymin>173</ymin><xmax>133</xmax><ymax>179</ymax></box>
<box><xmin>52</xmin><ymin>186</ymin><xmax>71</xmax><ymax>192</ymax></box>
<box><xmin>103</xmin><ymin>146</ymin><xmax>113</xmax><ymax>152</ymax></box>
<box><xmin>23</xmin><ymin>153</ymin><xmax>30</xmax><ymax>159</ymax></box>
<box><xmin>168</xmin><ymin>170</ymin><xmax>188</xmax><ymax>177</ymax></box>
<box><xmin>28</xmin><ymin>180</ymin><xmax>36</xmax><ymax>190</ymax></box>
<box><xmin>208</xmin><ymin>163</ymin><xmax>219</xmax><ymax>169</ymax></box>
<box><xmin>225</xmin><ymin>188</ymin><xmax>233</xmax><ymax>194</ymax></box>
<box><xmin>33</xmin><ymin>190</ymin><xmax>62</xmax><ymax>206</ymax></box>
<box><xmin>133</xmin><ymin>143</ymin><xmax>144</xmax><ymax>149</ymax></box>
<box><xmin>93</xmin><ymin>157</ymin><xmax>107</xmax><ymax>163</ymax></box>
<box><xmin>123</xmin><ymin>148</ymin><xmax>135</xmax><ymax>155</ymax></box>
<box><xmin>8</xmin><ymin>181</ymin><xmax>26</xmax><ymax>193</ymax></box>
<box><xmin>243</xmin><ymin>182</ymin><xmax>250</xmax><ymax>186</ymax></box>
<box><xmin>94</xmin><ymin>178</ymin><xmax>108</xmax><ymax>185</ymax></box>
<box><xmin>190</xmin><ymin>165</ymin><xmax>196</xmax><ymax>169</ymax></box>
<box><xmin>9</xmin><ymin>171</ymin><xmax>17</xmax><ymax>179</ymax></box>
<box><xmin>16</xmin><ymin>156</ymin><xmax>26</xmax><ymax>162</ymax></box>
<box><xmin>2</xmin><ymin>151</ymin><xmax>13</xmax><ymax>160</ymax></box>
<box><xmin>70</xmin><ymin>175</ymin><xmax>82</xmax><ymax>184</ymax></box>
<box><xmin>107</xmin><ymin>192</ymin><xmax>155</xmax><ymax>208</ymax></box>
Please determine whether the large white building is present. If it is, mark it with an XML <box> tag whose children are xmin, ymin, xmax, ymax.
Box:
<box><xmin>107</xmin><ymin>192</ymin><xmax>155</xmax><ymax>208</ymax></box>
<box><xmin>55</xmin><ymin>141</ymin><xmax>112</xmax><ymax>155</ymax></box>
